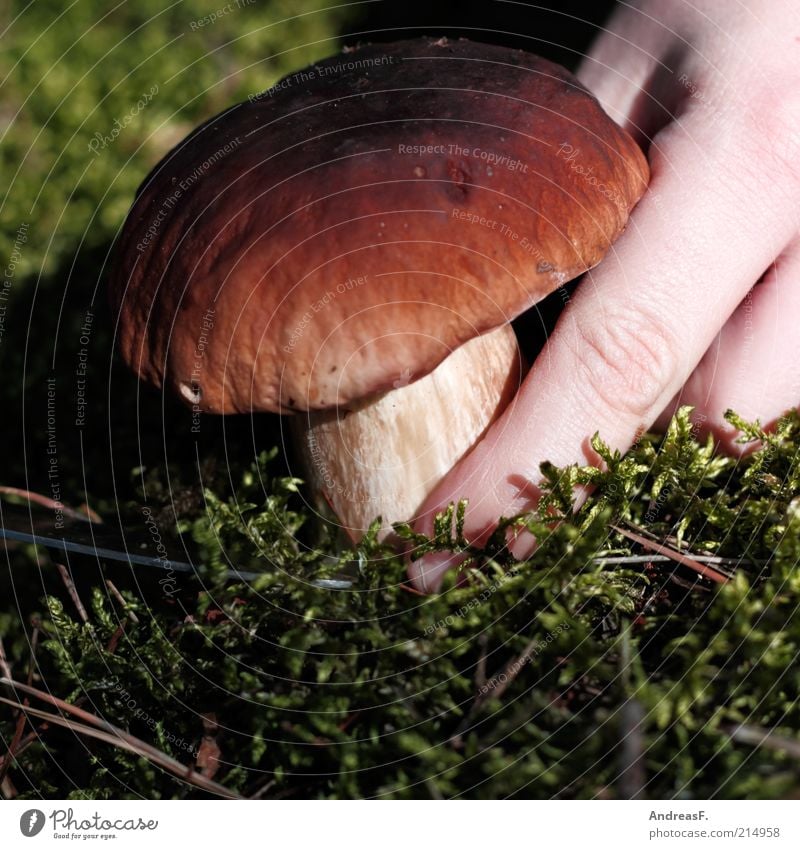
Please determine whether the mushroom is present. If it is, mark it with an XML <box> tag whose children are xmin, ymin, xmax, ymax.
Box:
<box><xmin>109</xmin><ymin>37</ymin><xmax>648</xmax><ymax>542</ymax></box>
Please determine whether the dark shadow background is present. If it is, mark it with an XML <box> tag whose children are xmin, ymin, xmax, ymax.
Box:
<box><xmin>344</xmin><ymin>0</ymin><xmax>617</xmax><ymax>67</ymax></box>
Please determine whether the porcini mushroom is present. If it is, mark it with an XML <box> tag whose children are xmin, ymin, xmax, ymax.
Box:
<box><xmin>109</xmin><ymin>37</ymin><xmax>648</xmax><ymax>542</ymax></box>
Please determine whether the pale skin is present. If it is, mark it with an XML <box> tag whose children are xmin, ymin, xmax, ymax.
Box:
<box><xmin>409</xmin><ymin>0</ymin><xmax>800</xmax><ymax>591</ymax></box>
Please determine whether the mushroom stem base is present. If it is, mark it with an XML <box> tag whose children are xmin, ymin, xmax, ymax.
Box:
<box><xmin>291</xmin><ymin>325</ymin><xmax>523</xmax><ymax>542</ymax></box>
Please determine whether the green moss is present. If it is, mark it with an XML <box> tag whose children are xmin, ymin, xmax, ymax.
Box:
<box><xmin>0</xmin><ymin>0</ymin><xmax>354</xmax><ymax>280</ymax></box>
<box><xmin>3</xmin><ymin>408</ymin><xmax>800</xmax><ymax>799</ymax></box>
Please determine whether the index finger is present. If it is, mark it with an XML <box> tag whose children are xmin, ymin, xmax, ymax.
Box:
<box><xmin>409</xmin><ymin>97</ymin><xmax>800</xmax><ymax>591</ymax></box>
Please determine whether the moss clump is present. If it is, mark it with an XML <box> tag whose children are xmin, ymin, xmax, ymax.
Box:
<box><xmin>3</xmin><ymin>408</ymin><xmax>800</xmax><ymax>799</ymax></box>
<box><xmin>0</xmin><ymin>0</ymin><xmax>354</xmax><ymax>281</ymax></box>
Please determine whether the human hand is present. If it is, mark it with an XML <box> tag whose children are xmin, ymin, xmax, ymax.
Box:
<box><xmin>409</xmin><ymin>0</ymin><xmax>800</xmax><ymax>591</ymax></box>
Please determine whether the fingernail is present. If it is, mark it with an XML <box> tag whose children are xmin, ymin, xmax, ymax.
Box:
<box><xmin>408</xmin><ymin>550</ymin><xmax>466</xmax><ymax>593</ymax></box>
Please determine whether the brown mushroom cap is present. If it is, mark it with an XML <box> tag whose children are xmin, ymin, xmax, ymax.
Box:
<box><xmin>110</xmin><ymin>37</ymin><xmax>648</xmax><ymax>415</ymax></box>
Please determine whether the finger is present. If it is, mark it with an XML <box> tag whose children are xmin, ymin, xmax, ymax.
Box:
<box><xmin>655</xmin><ymin>238</ymin><xmax>800</xmax><ymax>451</ymax></box>
<box><xmin>409</xmin><ymin>100</ymin><xmax>800</xmax><ymax>592</ymax></box>
<box><xmin>576</xmin><ymin>5</ymin><xmax>686</xmax><ymax>147</ymax></box>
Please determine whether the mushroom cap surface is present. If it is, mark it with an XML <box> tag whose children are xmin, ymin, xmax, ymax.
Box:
<box><xmin>110</xmin><ymin>37</ymin><xmax>649</xmax><ymax>414</ymax></box>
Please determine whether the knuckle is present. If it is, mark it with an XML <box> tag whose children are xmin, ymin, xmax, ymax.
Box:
<box><xmin>573</xmin><ymin>305</ymin><xmax>678</xmax><ymax>421</ymax></box>
<box><xmin>741</xmin><ymin>81</ymin><xmax>800</xmax><ymax>192</ymax></box>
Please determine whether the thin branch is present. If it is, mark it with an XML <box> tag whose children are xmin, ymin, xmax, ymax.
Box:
<box><xmin>0</xmin><ymin>638</ymin><xmax>11</xmax><ymax>681</ymax></box>
<box><xmin>0</xmin><ymin>680</ymin><xmax>240</xmax><ymax>798</ymax></box>
<box><xmin>593</xmin><ymin>553</ymin><xmax>757</xmax><ymax>567</ymax></box>
<box><xmin>248</xmin><ymin>778</ymin><xmax>276</xmax><ymax>799</ymax></box>
<box><xmin>0</xmin><ymin>486</ymin><xmax>100</xmax><ymax>524</ymax></box>
<box><xmin>0</xmin><ymin>697</ymin><xmax>237</xmax><ymax>798</ymax></box>
<box><xmin>0</xmin><ymin>710</ymin><xmax>26</xmax><ymax>786</ymax></box>
<box><xmin>55</xmin><ymin>562</ymin><xmax>89</xmax><ymax>624</ymax></box>
<box><xmin>26</xmin><ymin>621</ymin><xmax>39</xmax><ymax>688</ymax></box>
<box><xmin>611</xmin><ymin>524</ymin><xmax>730</xmax><ymax>584</ymax></box>
<box><xmin>106</xmin><ymin>623</ymin><xmax>126</xmax><ymax>655</ymax></box>
<box><xmin>79</xmin><ymin>504</ymin><xmax>103</xmax><ymax>524</ymax></box>
<box><xmin>0</xmin><ymin>725</ymin><xmax>48</xmax><ymax>772</ymax></box>
<box><xmin>337</xmin><ymin>711</ymin><xmax>361</xmax><ymax>733</ymax></box>
<box><xmin>398</xmin><ymin>583</ymin><xmax>426</xmax><ymax>597</ymax></box>
<box><xmin>105</xmin><ymin>580</ymin><xmax>139</xmax><ymax>624</ymax></box>
<box><xmin>725</xmin><ymin>723</ymin><xmax>800</xmax><ymax>760</ymax></box>
<box><xmin>667</xmin><ymin>572</ymin><xmax>712</xmax><ymax>592</ymax></box>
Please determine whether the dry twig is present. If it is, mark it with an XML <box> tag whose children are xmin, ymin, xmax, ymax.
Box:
<box><xmin>726</xmin><ymin>723</ymin><xmax>800</xmax><ymax>760</ymax></box>
<box><xmin>105</xmin><ymin>580</ymin><xmax>140</xmax><ymax>624</ymax></box>
<box><xmin>0</xmin><ymin>711</ymin><xmax>26</xmax><ymax>788</ymax></box>
<box><xmin>0</xmin><ymin>486</ymin><xmax>100</xmax><ymax>524</ymax></box>
<box><xmin>26</xmin><ymin>620</ymin><xmax>40</xmax><ymax>688</ymax></box>
<box><xmin>106</xmin><ymin>624</ymin><xmax>126</xmax><ymax>654</ymax></box>
<box><xmin>0</xmin><ymin>678</ymin><xmax>240</xmax><ymax>798</ymax></box>
<box><xmin>611</xmin><ymin>524</ymin><xmax>730</xmax><ymax>584</ymax></box>
<box><xmin>55</xmin><ymin>562</ymin><xmax>89</xmax><ymax>624</ymax></box>
<box><xmin>248</xmin><ymin>778</ymin><xmax>276</xmax><ymax>799</ymax></box>
<box><xmin>0</xmin><ymin>638</ymin><xmax>11</xmax><ymax>681</ymax></box>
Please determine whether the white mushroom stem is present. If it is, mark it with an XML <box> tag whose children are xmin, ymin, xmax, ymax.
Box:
<box><xmin>290</xmin><ymin>325</ymin><xmax>523</xmax><ymax>542</ymax></box>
